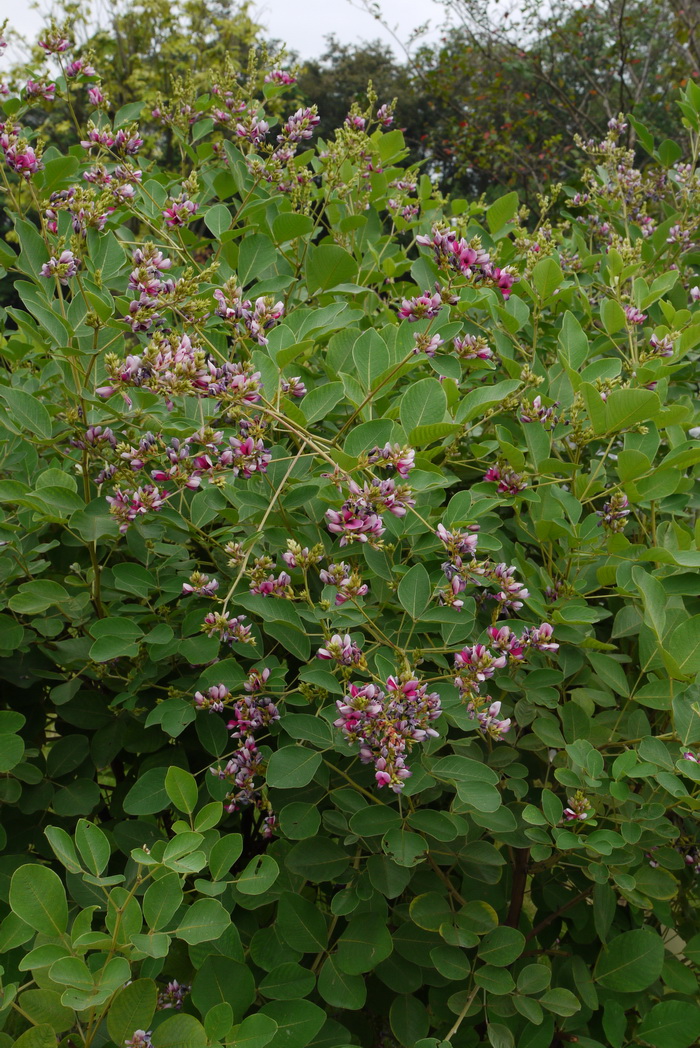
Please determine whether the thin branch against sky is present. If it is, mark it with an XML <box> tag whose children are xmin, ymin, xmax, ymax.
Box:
<box><xmin>4</xmin><ymin>0</ymin><xmax>444</xmax><ymax>61</ymax></box>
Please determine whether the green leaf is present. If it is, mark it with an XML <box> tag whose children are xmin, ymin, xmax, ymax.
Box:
<box><xmin>272</xmin><ymin>212</ymin><xmax>314</xmax><ymax>241</ymax></box>
<box><xmin>266</xmin><ymin>746</ymin><xmax>322</xmax><ymax>789</ymax></box>
<box><xmin>75</xmin><ymin>819</ymin><xmax>110</xmax><ymax>876</ymax></box>
<box><xmin>151</xmin><ymin>1014</ymin><xmax>208</xmax><ymax>1048</ymax></box>
<box><xmin>175</xmin><ymin>899</ymin><xmax>230</xmax><ymax>944</ymax></box>
<box><xmin>604</xmin><ymin>389</ymin><xmax>660</xmax><ymax>432</ymax></box>
<box><xmin>209</xmin><ymin>833</ymin><xmax>243</xmax><ymax>880</ymax></box>
<box><xmin>409</xmin><ymin>421</ymin><xmax>460</xmax><ymax>446</ymax></box>
<box><xmin>486</xmin><ymin>191</ymin><xmax>519</xmax><ymax>233</ymax></box>
<box><xmin>532</xmin><ymin>257</ymin><xmax>563</xmax><ymax>299</ymax></box>
<box><xmin>44</xmin><ymin>826</ymin><xmax>82</xmax><ymax>874</ymax></box>
<box><xmin>107</xmin><ymin>980</ymin><xmax>157</xmax><ymax>1045</ymax></box>
<box><xmin>0</xmin><ymin>387</ymin><xmax>52</xmax><ymax>440</ymax></box>
<box><xmin>12</xmin><ymin>1026</ymin><xmax>57</xmax><ymax>1048</ymax></box>
<box><xmin>278</xmin><ymin>802</ymin><xmax>321</xmax><ymax>840</ymax></box>
<box><xmin>594</xmin><ymin>928</ymin><xmax>664</xmax><ymax>991</ymax></box>
<box><xmin>318</xmin><ymin>954</ymin><xmax>366</xmax><ymax>1009</ymax></box>
<box><xmin>456</xmin><ymin>379</ymin><xmax>520</xmax><ymax>423</ymax></box>
<box><xmin>236</xmin><ymin>854</ymin><xmax>280</xmax><ymax>895</ymax></box>
<box><xmin>191</xmin><ymin>956</ymin><xmax>255</xmax><ymax>1023</ymax></box>
<box><xmin>8</xmin><ymin>580</ymin><xmax>69</xmax><ymax>614</ymax></box>
<box><xmin>306</xmin><ymin>244</ymin><xmax>358</xmax><ymax>292</ymax></box>
<box><xmin>10</xmin><ymin>865</ymin><xmax>68</xmax><ymax>936</ymax></box>
<box><xmin>286</xmin><ymin>837</ymin><xmax>350</xmax><ymax>881</ymax></box>
<box><xmin>637</xmin><ymin>1001</ymin><xmax>700</xmax><ymax>1048</ymax></box>
<box><xmin>17</xmin><ymin>989</ymin><xmax>73</xmax><ymax>1033</ymax></box>
<box><xmin>238</xmin><ymin>233</ymin><xmax>277</xmax><ymax>286</ymax></box>
<box><xmin>165</xmin><ymin>766</ymin><xmax>198</xmax><ymax>814</ymax></box>
<box><xmin>259</xmin><ymin>962</ymin><xmax>315</xmax><ymax>1000</ymax></box>
<box><xmin>143</xmin><ymin>872</ymin><xmax>183</xmax><ymax>931</ymax></box>
<box><xmin>300</xmin><ymin>381</ymin><xmax>344</xmax><ymax>424</ymax></box>
<box><xmin>336</xmin><ymin>914</ymin><xmax>393</xmax><ymax>974</ymax></box>
<box><xmin>382</xmin><ymin>828</ymin><xmax>427</xmax><ymax>867</ymax></box>
<box><xmin>539</xmin><ymin>988</ymin><xmax>581</xmax><ymax>1016</ymax></box>
<box><xmin>228</xmin><ymin>1013</ymin><xmax>278</xmax><ymax>1048</ymax></box>
<box><xmin>277</xmin><ymin>892</ymin><xmax>327</xmax><ymax>952</ymax></box>
<box><xmin>558</xmin><ymin>310</ymin><xmax>589</xmax><ymax>368</ymax></box>
<box><xmin>400</xmin><ymin>377</ymin><xmax>447</xmax><ymax>433</ymax></box>
<box><xmin>397</xmin><ymin>563</ymin><xmax>431</xmax><ymax>619</ymax></box>
<box><xmin>390</xmin><ymin>995</ymin><xmax>430</xmax><ymax>1047</ymax></box>
<box><xmin>600</xmin><ymin>298</ymin><xmax>626</xmax><ymax>334</ymax></box>
<box><xmin>204</xmin><ymin>204</ymin><xmax>231</xmax><ymax>237</ymax></box>
<box><xmin>123</xmin><ymin>768</ymin><xmax>169</xmax><ymax>815</ymax></box>
<box><xmin>477</xmin><ymin>926</ymin><xmax>526</xmax><ymax>966</ymax></box>
<box><xmin>353</xmin><ymin>329</ymin><xmax>390</xmax><ymax>389</ymax></box>
<box><xmin>259</xmin><ymin>1000</ymin><xmax>325</xmax><ymax>1048</ymax></box>
<box><xmin>667</xmin><ymin>615</ymin><xmax>700</xmax><ymax>676</ymax></box>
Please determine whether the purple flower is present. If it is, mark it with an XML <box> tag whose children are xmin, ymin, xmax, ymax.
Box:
<box><xmin>597</xmin><ymin>491</ymin><xmax>630</xmax><ymax>533</ymax></box>
<box><xmin>163</xmin><ymin>194</ymin><xmax>197</xmax><ymax>227</ymax></box>
<box><xmin>367</xmin><ymin>442</ymin><xmax>415</xmax><ymax>478</ymax></box>
<box><xmin>157</xmin><ymin>981</ymin><xmax>190</xmax><ymax>1011</ymax></box>
<box><xmin>265</xmin><ymin>70</ymin><xmax>297</xmax><ymax>85</ymax></box>
<box><xmin>124</xmin><ymin>1032</ymin><xmax>152</xmax><ymax>1048</ymax></box>
<box><xmin>376</xmin><ymin>103</ymin><xmax>394</xmax><ymax>127</ymax></box>
<box><xmin>625</xmin><ymin>305</ymin><xmax>647</xmax><ymax>325</ymax></box>
<box><xmin>194</xmin><ymin>684</ymin><xmax>230</xmax><ymax>713</ymax></box>
<box><xmin>476</xmin><ymin>700</ymin><xmax>512</xmax><ymax>739</ymax></box>
<box><xmin>317</xmin><ymin>634</ymin><xmax>364</xmax><ymax>666</ymax></box>
<box><xmin>39</xmin><ymin>29</ymin><xmax>71</xmax><ymax>53</ymax></box>
<box><xmin>41</xmin><ymin>249</ymin><xmax>80</xmax><ymax>285</ymax></box>
<box><xmin>106</xmin><ymin>484</ymin><xmax>169</xmax><ymax>532</ymax></box>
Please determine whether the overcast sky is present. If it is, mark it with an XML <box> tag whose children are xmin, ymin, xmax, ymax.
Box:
<box><xmin>5</xmin><ymin>0</ymin><xmax>444</xmax><ymax>60</ymax></box>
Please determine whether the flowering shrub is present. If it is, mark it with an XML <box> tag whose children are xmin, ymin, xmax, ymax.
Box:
<box><xmin>0</xmin><ymin>19</ymin><xmax>699</xmax><ymax>1048</ymax></box>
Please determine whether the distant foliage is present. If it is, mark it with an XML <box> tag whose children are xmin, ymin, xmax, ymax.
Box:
<box><xmin>0</xmin><ymin>15</ymin><xmax>699</xmax><ymax>1048</ymax></box>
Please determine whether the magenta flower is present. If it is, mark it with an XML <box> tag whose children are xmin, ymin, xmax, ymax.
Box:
<box><xmin>398</xmin><ymin>291</ymin><xmax>442</xmax><ymax>322</ymax></box>
<box><xmin>163</xmin><ymin>194</ymin><xmax>197</xmax><ymax>227</ymax></box>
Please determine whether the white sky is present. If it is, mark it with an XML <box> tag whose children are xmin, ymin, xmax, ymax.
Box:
<box><xmin>4</xmin><ymin>0</ymin><xmax>444</xmax><ymax>60</ymax></box>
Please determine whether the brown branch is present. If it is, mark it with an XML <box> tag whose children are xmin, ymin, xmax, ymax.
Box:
<box><xmin>505</xmin><ymin>847</ymin><xmax>530</xmax><ymax>928</ymax></box>
<box><xmin>525</xmin><ymin>885</ymin><xmax>593</xmax><ymax>942</ymax></box>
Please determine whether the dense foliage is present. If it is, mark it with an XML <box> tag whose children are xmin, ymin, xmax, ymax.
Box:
<box><xmin>0</xmin><ymin>14</ymin><xmax>699</xmax><ymax>1048</ymax></box>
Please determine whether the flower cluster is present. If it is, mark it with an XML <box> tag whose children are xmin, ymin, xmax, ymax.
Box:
<box><xmin>453</xmin><ymin>622</ymin><xmax>556</xmax><ymax>738</ymax></box>
<box><xmin>484</xmin><ymin>463</ymin><xmax>528</xmax><ymax>496</ymax></box>
<box><xmin>597</xmin><ymin>491</ymin><xmax>630</xmax><ymax>533</ymax></box>
<box><xmin>106</xmin><ymin>484</ymin><xmax>169</xmax><ymax>532</ymax></box>
<box><xmin>366</xmin><ymin>442</ymin><xmax>415</xmax><ymax>478</ymax></box>
<box><xmin>182</xmin><ymin>571</ymin><xmax>219</xmax><ymax>597</ymax></box>
<box><xmin>453</xmin><ymin>334</ymin><xmax>494</xmax><ymax>361</ymax></box>
<box><xmin>416</xmin><ymin>226</ymin><xmax>518</xmax><ymax>299</ymax></box>
<box><xmin>0</xmin><ymin>119</ymin><xmax>42</xmax><ymax>178</ymax></box>
<box><xmin>207</xmin><ymin>673</ymin><xmax>279</xmax><ymax>827</ymax></box>
<box><xmin>436</xmin><ymin>523</ymin><xmax>532</xmax><ymax>615</ymax></box>
<box><xmin>520</xmin><ymin>395</ymin><xmax>560</xmax><ymax>429</ymax></box>
<box><xmin>326</xmin><ymin>479</ymin><xmax>414</xmax><ymax>547</ymax></box>
<box><xmin>124</xmin><ymin>244</ymin><xmax>174</xmax><ymax>331</ymax></box>
<box><xmin>317</xmin><ymin>633</ymin><xmax>365</xmax><ymax>667</ymax></box>
<box><xmin>202</xmin><ymin>612</ymin><xmax>253</xmax><ymax>645</ymax></box>
<box><xmin>398</xmin><ymin>290</ymin><xmax>442</xmax><ymax>322</ymax></box>
<box><xmin>563</xmin><ymin>791</ymin><xmax>592</xmax><ymax>821</ymax></box>
<box><xmin>41</xmin><ymin>250</ymin><xmax>80</xmax><ymax>285</ymax></box>
<box><xmin>214</xmin><ymin>279</ymin><xmax>285</xmax><ymax>345</ymax></box>
<box><xmin>157</xmin><ymin>980</ymin><xmax>190</xmax><ymax>1010</ymax></box>
<box><xmin>124</xmin><ymin>1032</ymin><xmax>152</xmax><ymax>1048</ymax></box>
<box><xmin>98</xmin><ymin>334</ymin><xmax>263</xmax><ymax>408</ymax></box>
<box><xmin>319</xmin><ymin>562</ymin><xmax>369</xmax><ymax>606</ymax></box>
<box><xmin>334</xmin><ymin>675</ymin><xmax>442</xmax><ymax>791</ymax></box>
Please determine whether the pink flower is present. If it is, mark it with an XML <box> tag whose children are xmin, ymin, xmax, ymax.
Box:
<box><xmin>398</xmin><ymin>291</ymin><xmax>442</xmax><ymax>322</ymax></box>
